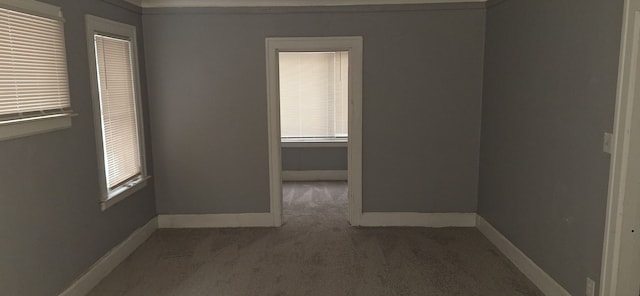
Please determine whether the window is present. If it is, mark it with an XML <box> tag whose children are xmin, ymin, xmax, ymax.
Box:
<box><xmin>0</xmin><ymin>0</ymin><xmax>73</xmax><ymax>140</ymax></box>
<box><xmin>279</xmin><ymin>51</ymin><xmax>348</xmax><ymax>143</ymax></box>
<box><xmin>86</xmin><ymin>15</ymin><xmax>147</xmax><ymax>210</ymax></box>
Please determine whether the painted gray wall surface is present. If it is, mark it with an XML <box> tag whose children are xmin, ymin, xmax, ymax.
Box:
<box><xmin>282</xmin><ymin>147</ymin><xmax>347</xmax><ymax>171</ymax></box>
<box><xmin>478</xmin><ymin>0</ymin><xmax>623</xmax><ymax>295</ymax></box>
<box><xmin>143</xmin><ymin>5</ymin><xmax>485</xmax><ymax>214</ymax></box>
<box><xmin>0</xmin><ymin>1</ymin><xmax>156</xmax><ymax>295</ymax></box>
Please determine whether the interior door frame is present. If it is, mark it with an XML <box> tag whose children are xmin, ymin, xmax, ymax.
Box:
<box><xmin>600</xmin><ymin>0</ymin><xmax>640</xmax><ymax>294</ymax></box>
<box><xmin>265</xmin><ymin>36</ymin><xmax>363</xmax><ymax>227</ymax></box>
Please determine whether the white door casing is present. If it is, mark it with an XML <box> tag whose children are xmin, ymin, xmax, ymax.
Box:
<box><xmin>600</xmin><ymin>0</ymin><xmax>640</xmax><ymax>295</ymax></box>
<box><xmin>265</xmin><ymin>37</ymin><xmax>364</xmax><ymax>226</ymax></box>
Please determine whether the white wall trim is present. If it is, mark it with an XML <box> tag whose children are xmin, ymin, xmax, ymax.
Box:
<box><xmin>59</xmin><ymin>217</ymin><xmax>158</xmax><ymax>296</ymax></box>
<box><xmin>133</xmin><ymin>0</ymin><xmax>486</xmax><ymax>8</ymax></box>
<box><xmin>282</xmin><ymin>170</ymin><xmax>347</xmax><ymax>181</ymax></box>
<box><xmin>600</xmin><ymin>0</ymin><xmax>640</xmax><ymax>295</ymax></box>
<box><xmin>158</xmin><ymin>213</ymin><xmax>275</xmax><ymax>228</ymax></box>
<box><xmin>281</xmin><ymin>141</ymin><xmax>347</xmax><ymax>148</ymax></box>
<box><xmin>266</xmin><ymin>36</ymin><xmax>363</xmax><ymax>227</ymax></box>
<box><xmin>476</xmin><ymin>216</ymin><xmax>570</xmax><ymax>296</ymax></box>
<box><xmin>0</xmin><ymin>115</ymin><xmax>72</xmax><ymax>142</ymax></box>
<box><xmin>359</xmin><ymin>212</ymin><xmax>477</xmax><ymax>227</ymax></box>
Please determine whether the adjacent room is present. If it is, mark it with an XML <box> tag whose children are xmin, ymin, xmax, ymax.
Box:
<box><xmin>1</xmin><ymin>0</ymin><xmax>638</xmax><ymax>295</ymax></box>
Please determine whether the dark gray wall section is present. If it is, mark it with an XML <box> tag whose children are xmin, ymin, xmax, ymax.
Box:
<box><xmin>0</xmin><ymin>1</ymin><xmax>155</xmax><ymax>295</ymax></box>
<box><xmin>478</xmin><ymin>0</ymin><xmax>623</xmax><ymax>295</ymax></box>
<box><xmin>282</xmin><ymin>147</ymin><xmax>347</xmax><ymax>171</ymax></box>
<box><xmin>144</xmin><ymin>5</ymin><xmax>485</xmax><ymax>214</ymax></box>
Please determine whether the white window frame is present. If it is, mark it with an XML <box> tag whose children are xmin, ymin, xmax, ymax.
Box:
<box><xmin>0</xmin><ymin>0</ymin><xmax>74</xmax><ymax>141</ymax></box>
<box><xmin>85</xmin><ymin>15</ymin><xmax>148</xmax><ymax>210</ymax></box>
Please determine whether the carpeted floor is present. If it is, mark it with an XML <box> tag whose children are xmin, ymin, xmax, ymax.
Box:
<box><xmin>89</xmin><ymin>181</ymin><xmax>543</xmax><ymax>296</ymax></box>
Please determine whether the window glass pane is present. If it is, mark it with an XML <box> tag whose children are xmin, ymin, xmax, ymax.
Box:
<box><xmin>279</xmin><ymin>51</ymin><xmax>348</xmax><ymax>139</ymax></box>
<box><xmin>94</xmin><ymin>34</ymin><xmax>141</xmax><ymax>190</ymax></box>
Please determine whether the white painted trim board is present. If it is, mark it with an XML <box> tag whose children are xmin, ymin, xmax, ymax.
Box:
<box><xmin>600</xmin><ymin>0</ymin><xmax>640</xmax><ymax>295</ymax></box>
<box><xmin>282</xmin><ymin>170</ymin><xmax>347</xmax><ymax>181</ymax></box>
<box><xmin>281</xmin><ymin>141</ymin><xmax>347</xmax><ymax>148</ymax></box>
<box><xmin>476</xmin><ymin>216</ymin><xmax>570</xmax><ymax>296</ymax></box>
<box><xmin>159</xmin><ymin>212</ymin><xmax>473</xmax><ymax>228</ymax></box>
<box><xmin>127</xmin><ymin>0</ymin><xmax>487</xmax><ymax>8</ymax></box>
<box><xmin>59</xmin><ymin>217</ymin><xmax>158</xmax><ymax>296</ymax></box>
<box><xmin>158</xmin><ymin>213</ymin><xmax>274</xmax><ymax>228</ymax></box>
<box><xmin>359</xmin><ymin>212</ymin><xmax>477</xmax><ymax>227</ymax></box>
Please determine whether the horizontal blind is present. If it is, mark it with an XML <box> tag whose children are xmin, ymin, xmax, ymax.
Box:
<box><xmin>279</xmin><ymin>51</ymin><xmax>348</xmax><ymax>139</ymax></box>
<box><xmin>94</xmin><ymin>34</ymin><xmax>141</xmax><ymax>190</ymax></box>
<box><xmin>0</xmin><ymin>6</ymin><xmax>71</xmax><ymax>121</ymax></box>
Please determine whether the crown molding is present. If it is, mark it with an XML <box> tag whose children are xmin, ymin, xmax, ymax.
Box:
<box><xmin>124</xmin><ymin>0</ymin><xmax>486</xmax><ymax>8</ymax></box>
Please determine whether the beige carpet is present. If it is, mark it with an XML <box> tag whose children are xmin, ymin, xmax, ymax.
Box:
<box><xmin>89</xmin><ymin>181</ymin><xmax>543</xmax><ymax>296</ymax></box>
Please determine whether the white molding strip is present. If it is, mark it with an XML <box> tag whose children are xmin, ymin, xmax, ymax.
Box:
<box><xmin>282</xmin><ymin>170</ymin><xmax>348</xmax><ymax>181</ymax></box>
<box><xmin>134</xmin><ymin>0</ymin><xmax>486</xmax><ymax>8</ymax></box>
<box><xmin>600</xmin><ymin>0</ymin><xmax>640</xmax><ymax>295</ymax></box>
<box><xmin>158</xmin><ymin>213</ymin><xmax>274</xmax><ymax>228</ymax></box>
<box><xmin>476</xmin><ymin>216</ymin><xmax>570</xmax><ymax>296</ymax></box>
<box><xmin>59</xmin><ymin>217</ymin><xmax>158</xmax><ymax>296</ymax></box>
<box><xmin>359</xmin><ymin>212</ymin><xmax>477</xmax><ymax>227</ymax></box>
<box><xmin>281</xmin><ymin>141</ymin><xmax>347</xmax><ymax>148</ymax></box>
<box><xmin>0</xmin><ymin>115</ymin><xmax>71</xmax><ymax>142</ymax></box>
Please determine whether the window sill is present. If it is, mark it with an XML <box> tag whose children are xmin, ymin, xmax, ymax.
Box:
<box><xmin>0</xmin><ymin>114</ymin><xmax>74</xmax><ymax>141</ymax></box>
<box><xmin>101</xmin><ymin>176</ymin><xmax>150</xmax><ymax>211</ymax></box>
<box><xmin>281</xmin><ymin>139</ymin><xmax>348</xmax><ymax>148</ymax></box>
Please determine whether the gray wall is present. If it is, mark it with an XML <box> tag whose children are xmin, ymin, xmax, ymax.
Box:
<box><xmin>0</xmin><ymin>1</ymin><xmax>156</xmax><ymax>295</ymax></box>
<box><xmin>478</xmin><ymin>0</ymin><xmax>623</xmax><ymax>295</ymax></box>
<box><xmin>282</xmin><ymin>147</ymin><xmax>347</xmax><ymax>171</ymax></box>
<box><xmin>143</xmin><ymin>4</ymin><xmax>485</xmax><ymax>214</ymax></box>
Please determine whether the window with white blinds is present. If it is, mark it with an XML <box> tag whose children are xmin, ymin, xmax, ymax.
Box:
<box><xmin>94</xmin><ymin>34</ymin><xmax>142</xmax><ymax>192</ymax></box>
<box><xmin>279</xmin><ymin>51</ymin><xmax>348</xmax><ymax>140</ymax></box>
<box><xmin>0</xmin><ymin>1</ymin><xmax>72</xmax><ymax>139</ymax></box>
<box><xmin>87</xmin><ymin>15</ymin><xmax>147</xmax><ymax>207</ymax></box>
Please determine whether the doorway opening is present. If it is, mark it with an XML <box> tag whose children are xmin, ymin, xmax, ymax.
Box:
<box><xmin>279</xmin><ymin>51</ymin><xmax>349</xmax><ymax>224</ymax></box>
<box><xmin>266</xmin><ymin>37</ymin><xmax>363</xmax><ymax>227</ymax></box>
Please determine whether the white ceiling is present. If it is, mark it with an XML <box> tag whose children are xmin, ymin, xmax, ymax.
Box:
<box><xmin>124</xmin><ymin>0</ymin><xmax>486</xmax><ymax>8</ymax></box>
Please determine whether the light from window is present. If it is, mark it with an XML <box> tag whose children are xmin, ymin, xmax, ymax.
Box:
<box><xmin>94</xmin><ymin>34</ymin><xmax>142</xmax><ymax>193</ymax></box>
<box><xmin>0</xmin><ymin>5</ymin><xmax>71</xmax><ymax>123</ymax></box>
<box><xmin>279</xmin><ymin>51</ymin><xmax>348</xmax><ymax>140</ymax></box>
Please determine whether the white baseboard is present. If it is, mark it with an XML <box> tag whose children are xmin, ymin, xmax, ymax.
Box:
<box><xmin>282</xmin><ymin>170</ymin><xmax>348</xmax><ymax>181</ymax></box>
<box><xmin>158</xmin><ymin>213</ymin><xmax>274</xmax><ymax>228</ymax></box>
<box><xmin>358</xmin><ymin>212</ymin><xmax>477</xmax><ymax>227</ymax></box>
<box><xmin>59</xmin><ymin>217</ymin><xmax>158</xmax><ymax>296</ymax></box>
<box><xmin>56</xmin><ymin>212</ymin><xmax>569</xmax><ymax>296</ymax></box>
<box><xmin>476</xmin><ymin>216</ymin><xmax>570</xmax><ymax>296</ymax></box>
